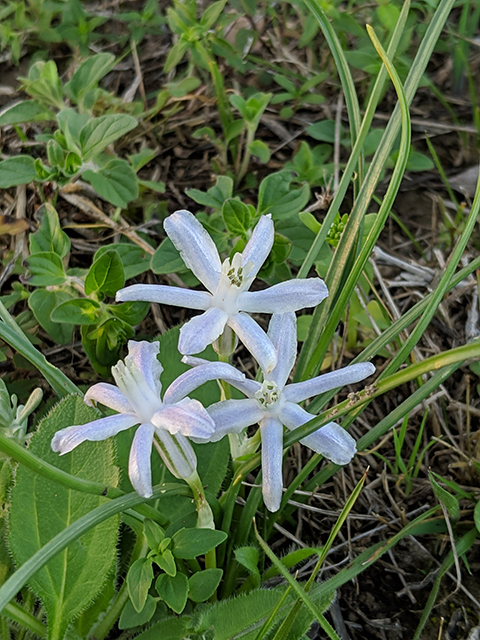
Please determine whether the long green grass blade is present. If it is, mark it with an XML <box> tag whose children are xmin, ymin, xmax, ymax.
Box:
<box><xmin>0</xmin><ymin>302</ymin><xmax>80</xmax><ymax>397</ymax></box>
<box><xmin>296</xmin><ymin>24</ymin><xmax>411</xmax><ymax>381</ymax></box>
<box><xmin>296</xmin><ymin>0</ymin><xmax>456</xmax><ymax>381</ymax></box>
<box><xmin>298</xmin><ymin>0</ymin><xmax>410</xmax><ymax>280</ymax></box>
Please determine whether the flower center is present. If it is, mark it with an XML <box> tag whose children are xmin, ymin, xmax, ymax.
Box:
<box><xmin>112</xmin><ymin>358</ymin><xmax>163</xmax><ymax>423</ymax></box>
<box><xmin>255</xmin><ymin>380</ymin><xmax>281</xmax><ymax>412</ymax></box>
<box><xmin>211</xmin><ymin>253</ymin><xmax>255</xmax><ymax>315</ymax></box>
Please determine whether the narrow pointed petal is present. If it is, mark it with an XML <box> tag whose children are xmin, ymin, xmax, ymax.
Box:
<box><xmin>301</xmin><ymin>423</ymin><xmax>356</xmax><ymax>465</ymax></box>
<box><xmin>151</xmin><ymin>398</ymin><xmax>215</xmax><ymax>439</ymax></box>
<box><xmin>165</xmin><ymin>210</ymin><xmax>221</xmax><ymax>292</ymax></box>
<box><xmin>280</xmin><ymin>402</ymin><xmax>356</xmax><ymax>464</ymax></box>
<box><xmin>266</xmin><ymin>313</ymin><xmax>297</xmax><ymax>389</ymax></box>
<box><xmin>241</xmin><ymin>215</ymin><xmax>274</xmax><ymax>280</ymax></box>
<box><xmin>129</xmin><ymin>422</ymin><xmax>155</xmax><ymax>498</ymax></box>
<box><xmin>155</xmin><ymin>429</ymin><xmax>197</xmax><ymax>479</ymax></box>
<box><xmin>181</xmin><ymin>356</ymin><xmax>260</xmax><ymax>398</ymax></box>
<box><xmin>179</xmin><ymin>307</ymin><xmax>228</xmax><ymax>355</ymax></box>
<box><xmin>206</xmin><ymin>399</ymin><xmax>264</xmax><ymax>442</ymax></box>
<box><xmin>126</xmin><ymin>340</ymin><xmax>163</xmax><ymax>397</ymax></box>
<box><xmin>284</xmin><ymin>362</ymin><xmax>376</xmax><ymax>403</ymax></box>
<box><xmin>51</xmin><ymin>413</ymin><xmax>138</xmax><ymax>454</ymax></box>
<box><xmin>84</xmin><ymin>383</ymin><xmax>133</xmax><ymax>413</ymax></box>
<box><xmin>228</xmin><ymin>313</ymin><xmax>277</xmax><ymax>373</ymax></box>
<box><xmin>239</xmin><ymin>278</ymin><xmax>328</xmax><ymax>314</ymax></box>
<box><xmin>260</xmin><ymin>417</ymin><xmax>284</xmax><ymax>512</ymax></box>
<box><xmin>163</xmin><ymin>362</ymin><xmax>247</xmax><ymax>405</ymax></box>
<box><xmin>116</xmin><ymin>284</ymin><xmax>211</xmax><ymax>311</ymax></box>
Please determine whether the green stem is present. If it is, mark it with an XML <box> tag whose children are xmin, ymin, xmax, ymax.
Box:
<box><xmin>92</xmin><ymin>578</ymin><xmax>130</xmax><ymax>640</ymax></box>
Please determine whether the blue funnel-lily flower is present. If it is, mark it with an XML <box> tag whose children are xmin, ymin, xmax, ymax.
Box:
<box><xmin>116</xmin><ymin>210</ymin><xmax>328</xmax><ymax>373</ymax></box>
<box><xmin>51</xmin><ymin>340</ymin><xmax>246</xmax><ymax>498</ymax></box>
<box><xmin>184</xmin><ymin>313</ymin><xmax>375</xmax><ymax>512</ymax></box>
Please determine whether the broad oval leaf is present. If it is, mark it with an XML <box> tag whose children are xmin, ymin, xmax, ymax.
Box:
<box><xmin>94</xmin><ymin>243</ymin><xmax>150</xmax><ymax>280</ymax></box>
<box><xmin>0</xmin><ymin>156</ymin><xmax>37</xmax><ymax>188</ymax></box>
<box><xmin>28</xmin><ymin>288</ymin><xmax>75</xmax><ymax>344</ymax></box>
<box><xmin>23</xmin><ymin>251</ymin><xmax>66</xmax><ymax>287</ymax></box>
<box><xmin>83</xmin><ymin>159</ymin><xmax>139</xmax><ymax>207</ymax></box>
<box><xmin>85</xmin><ymin>250</ymin><xmax>125</xmax><ymax>296</ymax></box>
<box><xmin>155</xmin><ymin>573</ymin><xmax>188</xmax><ymax>614</ymax></box>
<box><xmin>8</xmin><ymin>395</ymin><xmax>120</xmax><ymax>640</ymax></box>
<box><xmin>172</xmin><ymin>527</ymin><xmax>227</xmax><ymax>559</ymax></box>
<box><xmin>51</xmin><ymin>298</ymin><xmax>104</xmax><ymax>325</ymax></box>
<box><xmin>29</xmin><ymin>203</ymin><xmax>71</xmax><ymax>258</ymax></box>
<box><xmin>188</xmin><ymin>568</ymin><xmax>223</xmax><ymax>602</ymax></box>
<box><xmin>79</xmin><ymin>115</ymin><xmax>138</xmax><ymax>161</ymax></box>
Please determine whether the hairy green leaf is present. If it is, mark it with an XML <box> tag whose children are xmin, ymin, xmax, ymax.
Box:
<box><xmin>8</xmin><ymin>395</ymin><xmax>119</xmax><ymax>640</ymax></box>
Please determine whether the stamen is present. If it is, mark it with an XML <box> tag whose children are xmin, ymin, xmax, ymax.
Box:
<box><xmin>255</xmin><ymin>380</ymin><xmax>280</xmax><ymax>409</ymax></box>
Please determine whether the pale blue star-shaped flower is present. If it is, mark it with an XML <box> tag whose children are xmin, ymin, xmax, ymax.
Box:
<box><xmin>51</xmin><ymin>340</ymin><xmax>246</xmax><ymax>498</ymax></box>
<box><xmin>116</xmin><ymin>209</ymin><xmax>328</xmax><ymax>373</ymax></box>
<box><xmin>184</xmin><ymin>313</ymin><xmax>375</xmax><ymax>512</ymax></box>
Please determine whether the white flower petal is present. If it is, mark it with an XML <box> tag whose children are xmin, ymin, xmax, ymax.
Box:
<box><xmin>266</xmin><ymin>313</ymin><xmax>297</xmax><ymax>389</ymax></box>
<box><xmin>129</xmin><ymin>422</ymin><xmax>155</xmax><ymax>498</ymax></box>
<box><xmin>163</xmin><ymin>362</ymin><xmax>247</xmax><ymax>405</ymax></box>
<box><xmin>165</xmin><ymin>209</ymin><xmax>221</xmax><ymax>293</ymax></box>
<box><xmin>284</xmin><ymin>362</ymin><xmax>376</xmax><ymax>403</ymax></box>
<box><xmin>51</xmin><ymin>413</ymin><xmax>138</xmax><ymax>455</ymax></box>
<box><xmin>206</xmin><ymin>399</ymin><xmax>264</xmax><ymax>442</ymax></box>
<box><xmin>280</xmin><ymin>402</ymin><xmax>356</xmax><ymax>464</ymax></box>
<box><xmin>228</xmin><ymin>312</ymin><xmax>277</xmax><ymax>373</ymax></box>
<box><xmin>84</xmin><ymin>383</ymin><xmax>133</xmax><ymax>414</ymax></box>
<box><xmin>155</xmin><ymin>429</ymin><xmax>197</xmax><ymax>479</ymax></box>
<box><xmin>241</xmin><ymin>215</ymin><xmax>274</xmax><ymax>280</ymax></box>
<box><xmin>181</xmin><ymin>355</ymin><xmax>260</xmax><ymax>398</ymax></box>
<box><xmin>151</xmin><ymin>398</ymin><xmax>215</xmax><ymax>439</ymax></box>
<box><xmin>260</xmin><ymin>416</ymin><xmax>284</xmax><ymax>512</ymax></box>
<box><xmin>301</xmin><ymin>423</ymin><xmax>357</xmax><ymax>465</ymax></box>
<box><xmin>116</xmin><ymin>284</ymin><xmax>211</xmax><ymax>311</ymax></box>
<box><xmin>239</xmin><ymin>278</ymin><xmax>328</xmax><ymax>313</ymax></box>
<box><xmin>126</xmin><ymin>340</ymin><xmax>163</xmax><ymax>398</ymax></box>
<box><xmin>179</xmin><ymin>307</ymin><xmax>229</xmax><ymax>355</ymax></box>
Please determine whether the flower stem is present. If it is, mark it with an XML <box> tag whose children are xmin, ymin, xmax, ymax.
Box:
<box><xmin>185</xmin><ymin>471</ymin><xmax>215</xmax><ymax>531</ymax></box>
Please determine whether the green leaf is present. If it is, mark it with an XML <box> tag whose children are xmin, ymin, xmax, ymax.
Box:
<box><xmin>151</xmin><ymin>238</ymin><xmax>185</xmax><ymax>274</ymax></box>
<box><xmin>0</xmin><ymin>156</ymin><xmax>37</xmax><ymax>188</ymax></box>
<box><xmin>201</xmin><ymin>0</ymin><xmax>227</xmax><ymax>29</ymax></box>
<box><xmin>85</xmin><ymin>250</ymin><xmax>125</xmax><ymax>296</ymax></box>
<box><xmin>94</xmin><ymin>243</ymin><xmax>150</xmax><ymax>280</ymax></box>
<box><xmin>155</xmin><ymin>573</ymin><xmax>188</xmax><ymax>614</ymax></box>
<box><xmin>222</xmin><ymin>199</ymin><xmax>253</xmax><ymax>236</ymax></box>
<box><xmin>474</xmin><ymin>501</ymin><xmax>480</xmax><ymax>535</ymax></box>
<box><xmin>306</xmin><ymin>120</ymin><xmax>336</xmax><ymax>142</ymax></box>
<box><xmin>172</xmin><ymin>528</ymin><xmax>227</xmax><ymax>559</ymax></box>
<box><xmin>65</xmin><ymin>53</ymin><xmax>116</xmax><ymax>102</ymax></box>
<box><xmin>154</xmin><ymin>548</ymin><xmax>176</xmax><ymax>576</ymax></box>
<box><xmin>127</xmin><ymin>558</ymin><xmax>154</xmax><ymax>613</ymax></box>
<box><xmin>234</xmin><ymin>547</ymin><xmax>260</xmax><ymax>584</ymax></box>
<box><xmin>51</xmin><ymin>299</ymin><xmax>104</xmax><ymax>325</ymax></box>
<box><xmin>248</xmin><ymin>140</ymin><xmax>270</xmax><ymax>164</ymax></box>
<box><xmin>185</xmin><ymin>175</ymin><xmax>233</xmax><ymax>211</ymax></box>
<box><xmin>109</xmin><ymin>301</ymin><xmax>149</xmax><ymax>325</ymax></box>
<box><xmin>23</xmin><ymin>251</ymin><xmax>67</xmax><ymax>287</ymax></box>
<box><xmin>188</xmin><ymin>568</ymin><xmax>223</xmax><ymax>602</ymax></box>
<box><xmin>144</xmin><ymin>519</ymin><xmax>165</xmax><ymax>550</ymax></box>
<box><xmin>28</xmin><ymin>289</ymin><xmax>75</xmax><ymax>344</ymax></box>
<box><xmin>164</xmin><ymin>38</ymin><xmax>190</xmax><ymax>73</ymax></box>
<box><xmin>118</xmin><ymin>594</ymin><xmax>157</xmax><ymax>630</ymax></box>
<box><xmin>257</xmin><ymin>171</ymin><xmax>310</xmax><ymax>220</ymax></box>
<box><xmin>0</xmin><ymin>100</ymin><xmax>54</xmax><ymax>125</ymax></box>
<box><xmin>429</xmin><ymin>471</ymin><xmax>460</xmax><ymax>522</ymax></box>
<box><xmin>29</xmin><ymin>203</ymin><xmax>71</xmax><ymax>258</ymax></box>
<box><xmin>83</xmin><ymin>159</ymin><xmax>139</xmax><ymax>207</ymax></box>
<box><xmin>79</xmin><ymin>115</ymin><xmax>138</xmax><ymax>161</ymax></box>
<box><xmin>8</xmin><ymin>395</ymin><xmax>119</xmax><ymax>640</ymax></box>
